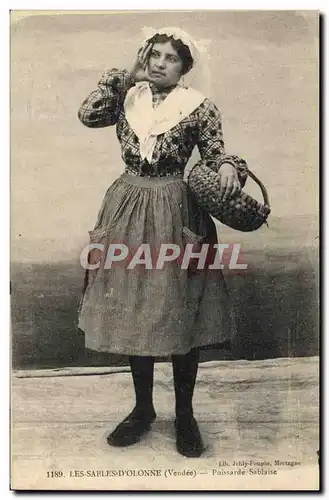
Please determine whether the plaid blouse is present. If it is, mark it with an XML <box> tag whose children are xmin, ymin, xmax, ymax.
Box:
<box><xmin>78</xmin><ymin>69</ymin><xmax>248</xmax><ymax>185</ymax></box>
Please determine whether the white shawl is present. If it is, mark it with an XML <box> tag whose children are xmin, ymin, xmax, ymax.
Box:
<box><xmin>124</xmin><ymin>82</ymin><xmax>206</xmax><ymax>163</ymax></box>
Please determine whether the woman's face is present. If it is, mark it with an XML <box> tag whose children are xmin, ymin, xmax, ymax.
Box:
<box><xmin>147</xmin><ymin>41</ymin><xmax>184</xmax><ymax>88</ymax></box>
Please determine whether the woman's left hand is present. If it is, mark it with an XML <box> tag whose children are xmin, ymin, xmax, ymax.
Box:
<box><xmin>217</xmin><ymin>163</ymin><xmax>241</xmax><ymax>201</ymax></box>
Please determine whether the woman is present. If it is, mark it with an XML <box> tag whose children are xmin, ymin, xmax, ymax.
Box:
<box><xmin>77</xmin><ymin>27</ymin><xmax>248</xmax><ymax>458</ymax></box>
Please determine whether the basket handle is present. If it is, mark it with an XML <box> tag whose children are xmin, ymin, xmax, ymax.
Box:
<box><xmin>246</xmin><ymin>168</ymin><xmax>270</xmax><ymax>208</ymax></box>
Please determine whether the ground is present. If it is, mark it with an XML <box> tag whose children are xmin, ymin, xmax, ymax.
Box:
<box><xmin>11</xmin><ymin>356</ymin><xmax>319</xmax><ymax>491</ymax></box>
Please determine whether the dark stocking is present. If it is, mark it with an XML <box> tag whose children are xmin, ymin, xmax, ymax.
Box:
<box><xmin>171</xmin><ymin>348</ymin><xmax>204</xmax><ymax>457</ymax></box>
<box><xmin>107</xmin><ymin>355</ymin><xmax>156</xmax><ymax>447</ymax></box>
<box><xmin>129</xmin><ymin>355</ymin><xmax>156</xmax><ymax>418</ymax></box>
<box><xmin>172</xmin><ymin>347</ymin><xmax>199</xmax><ymax>419</ymax></box>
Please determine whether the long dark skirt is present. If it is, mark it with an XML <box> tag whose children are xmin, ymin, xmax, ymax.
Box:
<box><xmin>78</xmin><ymin>172</ymin><xmax>236</xmax><ymax>356</ymax></box>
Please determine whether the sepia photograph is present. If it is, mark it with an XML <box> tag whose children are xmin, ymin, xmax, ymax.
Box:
<box><xmin>10</xmin><ymin>9</ymin><xmax>319</xmax><ymax>491</ymax></box>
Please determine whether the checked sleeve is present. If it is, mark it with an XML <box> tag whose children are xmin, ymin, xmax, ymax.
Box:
<box><xmin>195</xmin><ymin>99</ymin><xmax>248</xmax><ymax>188</ymax></box>
<box><xmin>78</xmin><ymin>69</ymin><xmax>135</xmax><ymax>128</ymax></box>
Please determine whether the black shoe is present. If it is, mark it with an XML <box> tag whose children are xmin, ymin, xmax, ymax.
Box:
<box><xmin>107</xmin><ymin>408</ymin><xmax>156</xmax><ymax>447</ymax></box>
<box><xmin>174</xmin><ymin>416</ymin><xmax>204</xmax><ymax>458</ymax></box>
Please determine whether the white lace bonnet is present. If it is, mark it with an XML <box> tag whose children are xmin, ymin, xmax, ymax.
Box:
<box><xmin>139</xmin><ymin>26</ymin><xmax>211</xmax><ymax>96</ymax></box>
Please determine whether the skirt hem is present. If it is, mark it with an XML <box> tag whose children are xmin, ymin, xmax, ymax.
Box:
<box><xmin>79</xmin><ymin>328</ymin><xmax>233</xmax><ymax>357</ymax></box>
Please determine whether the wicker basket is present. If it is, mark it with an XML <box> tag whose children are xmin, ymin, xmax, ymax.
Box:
<box><xmin>187</xmin><ymin>162</ymin><xmax>271</xmax><ymax>232</ymax></box>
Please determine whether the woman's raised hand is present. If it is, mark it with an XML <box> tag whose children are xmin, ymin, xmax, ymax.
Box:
<box><xmin>131</xmin><ymin>42</ymin><xmax>153</xmax><ymax>82</ymax></box>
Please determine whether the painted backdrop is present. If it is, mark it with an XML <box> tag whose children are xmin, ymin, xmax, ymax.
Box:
<box><xmin>11</xmin><ymin>11</ymin><xmax>318</xmax><ymax>368</ymax></box>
